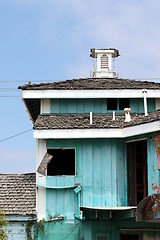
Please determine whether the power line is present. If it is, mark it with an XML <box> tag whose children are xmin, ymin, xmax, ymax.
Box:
<box><xmin>0</xmin><ymin>80</ymin><xmax>53</xmax><ymax>82</ymax></box>
<box><xmin>0</xmin><ymin>95</ymin><xmax>21</xmax><ymax>98</ymax></box>
<box><xmin>0</xmin><ymin>129</ymin><xmax>32</xmax><ymax>143</ymax></box>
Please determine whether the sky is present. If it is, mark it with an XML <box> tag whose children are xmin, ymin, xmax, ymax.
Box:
<box><xmin>1</xmin><ymin>0</ymin><xmax>160</xmax><ymax>173</ymax></box>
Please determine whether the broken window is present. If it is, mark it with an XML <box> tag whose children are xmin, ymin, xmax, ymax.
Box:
<box><xmin>47</xmin><ymin>148</ymin><xmax>76</xmax><ymax>176</ymax></box>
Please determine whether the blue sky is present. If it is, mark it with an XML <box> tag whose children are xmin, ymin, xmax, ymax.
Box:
<box><xmin>0</xmin><ymin>0</ymin><xmax>160</xmax><ymax>173</ymax></box>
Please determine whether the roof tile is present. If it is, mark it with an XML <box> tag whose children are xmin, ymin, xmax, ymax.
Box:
<box><xmin>0</xmin><ymin>173</ymin><xmax>36</xmax><ymax>216</ymax></box>
<box><xmin>34</xmin><ymin>110</ymin><xmax>160</xmax><ymax>130</ymax></box>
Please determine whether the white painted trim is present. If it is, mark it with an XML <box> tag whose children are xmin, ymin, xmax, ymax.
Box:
<box><xmin>122</xmin><ymin>121</ymin><xmax>160</xmax><ymax>138</ymax></box>
<box><xmin>81</xmin><ymin>206</ymin><xmax>136</xmax><ymax>210</ymax></box>
<box><xmin>156</xmin><ymin>98</ymin><xmax>160</xmax><ymax>110</ymax></box>
<box><xmin>40</xmin><ymin>99</ymin><xmax>50</xmax><ymax>114</ymax></box>
<box><xmin>125</xmin><ymin>137</ymin><xmax>148</xmax><ymax>143</ymax></box>
<box><xmin>36</xmin><ymin>139</ymin><xmax>47</xmax><ymax>221</ymax></box>
<box><xmin>22</xmin><ymin>89</ymin><xmax>160</xmax><ymax>99</ymax></box>
<box><xmin>34</xmin><ymin>128</ymin><xmax>123</xmax><ymax>139</ymax></box>
<box><xmin>33</xmin><ymin>121</ymin><xmax>160</xmax><ymax>139</ymax></box>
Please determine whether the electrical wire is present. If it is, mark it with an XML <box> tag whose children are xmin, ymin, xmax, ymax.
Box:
<box><xmin>0</xmin><ymin>77</ymin><xmax>159</xmax><ymax>83</ymax></box>
<box><xmin>0</xmin><ymin>129</ymin><xmax>32</xmax><ymax>143</ymax></box>
<box><xmin>0</xmin><ymin>96</ymin><xmax>20</xmax><ymax>97</ymax></box>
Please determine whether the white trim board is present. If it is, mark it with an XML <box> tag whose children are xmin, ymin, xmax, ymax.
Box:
<box><xmin>22</xmin><ymin>89</ymin><xmax>160</xmax><ymax>99</ymax></box>
<box><xmin>33</xmin><ymin>121</ymin><xmax>160</xmax><ymax>139</ymax></box>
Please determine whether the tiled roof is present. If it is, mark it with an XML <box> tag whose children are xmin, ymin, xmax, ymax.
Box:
<box><xmin>0</xmin><ymin>173</ymin><xmax>36</xmax><ymax>216</ymax></box>
<box><xmin>18</xmin><ymin>77</ymin><xmax>160</xmax><ymax>90</ymax></box>
<box><xmin>33</xmin><ymin>110</ymin><xmax>160</xmax><ymax>130</ymax></box>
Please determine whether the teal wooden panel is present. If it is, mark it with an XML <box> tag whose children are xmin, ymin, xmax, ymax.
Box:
<box><xmin>130</xmin><ymin>98</ymin><xmax>155</xmax><ymax>114</ymax></box>
<box><xmin>101</xmin><ymin>140</ymin><xmax>112</xmax><ymax>206</ymax></box>
<box><xmin>38</xmin><ymin>221</ymin><xmax>79</xmax><ymax>240</ymax></box>
<box><xmin>116</xmin><ymin>139</ymin><xmax>125</xmax><ymax>206</ymax></box>
<box><xmin>111</xmin><ymin>139</ymin><xmax>117</xmax><ymax>206</ymax></box>
<box><xmin>46</xmin><ymin>138</ymin><xmax>126</xmax><ymax>210</ymax></box>
<box><xmin>130</xmin><ymin>98</ymin><xmax>144</xmax><ymax>113</ymax></box>
<box><xmin>68</xmin><ymin>99</ymin><xmax>76</xmax><ymax>113</ymax></box>
<box><xmin>46</xmin><ymin>188</ymin><xmax>75</xmax><ymax>220</ymax></box>
<box><xmin>51</xmin><ymin>98</ymin><xmax>155</xmax><ymax>114</ymax></box>
<box><xmin>50</xmin><ymin>99</ymin><xmax>59</xmax><ymax>113</ymax></box>
<box><xmin>148</xmin><ymin>98</ymin><xmax>155</xmax><ymax>112</ymax></box>
<box><xmin>51</xmin><ymin>99</ymin><xmax>108</xmax><ymax>114</ymax></box>
<box><xmin>84</xmin><ymin>99</ymin><xmax>94</xmax><ymax>113</ymax></box>
<box><xmin>81</xmin><ymin>139</ymin><xmax>93</xmax><ymax>206</ymax></box>
<box><xmin>147</xmin><ymin>133</ymin><xmax>159</xmax><ymax>195</ymax></box>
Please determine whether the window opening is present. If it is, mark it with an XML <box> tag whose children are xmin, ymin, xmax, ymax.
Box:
<box><xmin>120</xmin><ymin>234</ymin><xmax>139</xmax><ymax>240</ymax></box>
<box><xmin>47</xmin><ymin>148</ymin><xmax>75</xmax><ymax>176</ymax></box>
<box><xmin>107</xmin><ymin>98</ymin><xmax>117</xmax><ymax>110</ymax></box>
<box><xmin>127</xmin><ymin>140</ymin><xmax>148</xmax><ymax>206</ymax></box>
<box><xmin>119</xmin><ymin>99</ymin><xmax>130</xmax><ymax>110</ymax></box>
<box><xmin>97</xmin><ymin>237</ymin><xmax>108</xmax><ymax>240</ymax></box>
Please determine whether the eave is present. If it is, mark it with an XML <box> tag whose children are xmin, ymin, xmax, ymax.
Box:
<box><xmin>22</xmin><ymin>89</ymin><xmax>160</xmax><ymax>99</ymax></box>
<box><xmin>33</xmin><ymin>120</ymin><xmax>160</xmax><ymax>139</ymax></box>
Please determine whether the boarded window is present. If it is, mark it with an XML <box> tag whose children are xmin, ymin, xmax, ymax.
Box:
<box><xmin>47</xmin><ymin>149</ymin><xmax>75</xmax><ymax>176</ymax></box>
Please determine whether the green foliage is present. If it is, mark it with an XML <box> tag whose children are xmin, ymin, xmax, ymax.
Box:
<box><xmin>37</xmin><ymin>218</ymin><xmax>46</xmax><ymax>235</ymax></box>
<box><xmin>0</xmin><ymin>210</ymin><xmax>9</xmax><ymax>240</ymax></box>
<box><xmin>26</xmin><ymin>221</ymin><xmax>35</xmax><ymax>240</ymax></box>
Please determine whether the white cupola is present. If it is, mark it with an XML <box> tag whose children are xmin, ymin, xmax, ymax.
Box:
<box><xmin>90</xmin><ymin>48</ymin><xmax>120</xmax><ymax>78</ymax></box>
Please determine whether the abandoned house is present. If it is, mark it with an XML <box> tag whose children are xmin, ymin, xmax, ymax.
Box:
<box><xmin>19</xmin><ymin>48</ymin><xmax>160</xmax><ymax>240</ymax></box>
<box><xmin>0</xmin><ymin>173</ymin><xmax>36</xmax><ymax>239</ymax></box>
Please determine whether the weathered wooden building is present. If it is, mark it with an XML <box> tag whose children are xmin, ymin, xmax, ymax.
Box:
<box><xmin>0</xmin><ymin>173</ymin><xmax>36</xmax><ymax>239</ymax></box>
<box><xmin>19</xmin><ymin>49</ymin><xmax>160</xmax><ymax>239</ymax></box>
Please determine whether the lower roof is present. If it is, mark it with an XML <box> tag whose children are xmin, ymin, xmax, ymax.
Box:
<box><xmin>33</xmin><ymin>110</ymin><xmax>160</xmax><ymax>139</ymax></box>
<box><xmin>0</xmin><ymin>173</ymin><xmax>36</xmax><ymax>216</ymax></box>
<box><xmin>34</xmin><ymin>110</ymin><xmax>160</xmax><ymax>130</ymax></box>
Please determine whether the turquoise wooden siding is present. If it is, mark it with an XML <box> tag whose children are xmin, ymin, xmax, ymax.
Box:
<box><xmin>51</xmin><ymin>98</ymin><xmax>155</xmax><ymax>114</ymax></box>
<box><xmin>38</xmin><ymin>221</ymin><xmax>79</xmax><ymax>240</ymax></box>
<box><xmin>130</xmin><ymin>98</ymin><xmax>155</xmax><ymax>113</ymax></box>
<box><xmin>38</xmin><ymin>218</ymin><xmax>160</xmax><ymax>240</ymax></box>
<box><xmin>42</xmin><ymin>135</ymin><xmax>160</xmax><ymax>240</ymax></box>
<box><xmin>46</xmin><ymin>134</ymin><xmax>159</xmax><ymax>217</ymax></box>
<box><xmin>46</xmin><ymin>138</ymin><xmax>126</xmax><ymax>215</ymax></box>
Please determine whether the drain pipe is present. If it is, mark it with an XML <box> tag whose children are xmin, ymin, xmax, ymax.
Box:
<box><xmin>142</xmin><ymin>89</ymin><xmax>148</xmax><ymax>116</ymax></box>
